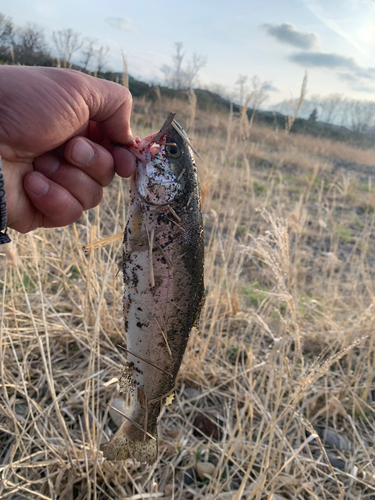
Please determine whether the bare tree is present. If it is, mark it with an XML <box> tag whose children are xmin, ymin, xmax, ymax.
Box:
<box><xmin>81</xmin><ymin>38</ymin><xmax>97</xmax><ymax>71</ymax></box>
<box><xmin>311</xmin><ymin>93</ymin><xmax>344</xmax><ymax>124</ymax></box>
<box><xmin>96</xmin><ymin>46</ymin><xmax>110</xmax><ymax>73</ymax></box>
<box><xmin>0</xmin><ymin>13</ymin><xmax>13</xmax><ymax>56</ymax></box>
<box><xmin>337</xmin><ymin>98</ymin><xmax>351</xmax><ymax>127</ymax></box>
<box><xmin>161</xmin><ymin>42</ymin><xmax>207</xmax><ymax>90</ymax></box>
<box><xmin>250</xmin><ymin>75</ymin><xmax>270</xmax><ymax>111</ymax></box>
<box><xmin>241</xmin><ymin>75</ymin><xmax>272</xmax><ymax>135</ymax></box>
<box><xmin>160</xmin><ymin>63</ymin><xmax>173</xmax><ymax>87</ymax></box>
<box><xmin>323</xmin><ymin>94</ymin><xmax>344</xmax><ymax>124</ymax></box>
<box><xmin>161</xmin><ymin>43</ymin><xmax>184</xmax><ymax>89</ymax></box>
<box><xmin>16</xmin><ymin>24</ymin><xmax>46</xmax><ymax>52</ymax></box>
<box><xmin>13</xmin><ymin>24</ymin><xmax>49</xmax><ymax>65</ymax></box>
<box><xmin>235</xmin><ymin>75</ymin><xmax>248</xmax><ymax>106</ymax></box>
<box><xmin>172</xmin><ymin>42</ymin><xmax>185</xmax><ymax>89</ymax></box>
<box><xmin>52</xmin><ymin>28</ymin><xmax>83</xmax><ymax>67</ymax></box>
<box><xmin>185</xmin><ymin>53</ymin><xmax>207</xmax><ymax>89</ymax></box>
<box><xmin>348</xmin><ymin>100</ymin><xmax>375</xmax><ymax>133</ymax></box>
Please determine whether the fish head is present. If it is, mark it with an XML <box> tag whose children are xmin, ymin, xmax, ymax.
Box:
<box><xmin>133</xmin><ymin>121</ymin><xmax>193</xmax><ymax>206</ymax></box>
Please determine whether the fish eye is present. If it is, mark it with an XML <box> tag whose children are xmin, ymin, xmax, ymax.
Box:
<box><xmin>165</xmin><ymin>144</ymin><xmax>180</xmax><ymax>158</ymax></box>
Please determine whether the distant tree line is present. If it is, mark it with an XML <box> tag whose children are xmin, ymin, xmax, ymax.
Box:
<box><xmin>2</xmin><ymin>12</ymin><xmax>374</xmax><ymax>137</ymax></box>
<box><xmin>0</xmin><ymin>13</ymin><xmax>209</xmax><ymax>92</ymax></box>
<box><xmin>0</xmin><ymin>13</ymin><xmax>50</xmax><ymax>66</ymax></box>
<box><xmin>0</xmin><ymin>12</ymin><xmax>110</xmax><ymax>72</ymax></box>
<box><xmin>272</xmin><ymin>93</ymin><xmax>375</xmax><ymax>134</ymax></box>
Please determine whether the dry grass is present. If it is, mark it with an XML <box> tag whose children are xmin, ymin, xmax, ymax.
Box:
<box><xmin>285</xmin><ymin>70</ymin><xmax>308</xmax><ymax>135</ymax></box>
<box><xmin>1</xmin><ymin>98</ymin><xmax>375</xmax><ymax>499</ymax></box>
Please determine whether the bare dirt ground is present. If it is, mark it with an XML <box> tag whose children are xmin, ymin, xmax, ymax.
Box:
<box><xmin>1</xmin><ymin>98</ymin><xmax>375</xmax><ymax>499</ymax></box>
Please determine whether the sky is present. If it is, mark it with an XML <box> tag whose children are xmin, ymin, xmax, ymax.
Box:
<box><xmin>1</xmin><ymin>0</ymin><xmax>375</xmax><ymax>107</ymax></box>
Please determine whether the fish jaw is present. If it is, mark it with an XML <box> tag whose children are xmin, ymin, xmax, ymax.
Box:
<box><xmin>135</xmin><ymin>152</ymin><xmax>181</xmax><ymax>206</ymax></box>
<box><xmin>129</xmin><ymin>134</ymin><xmax>183</xmax><ymax>206</ymax></box>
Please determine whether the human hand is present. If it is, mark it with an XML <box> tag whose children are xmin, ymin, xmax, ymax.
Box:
<box><xmin>0</xmin><ymin>66</ymin><xmax>137</xmax><ymax>233</ymax></box>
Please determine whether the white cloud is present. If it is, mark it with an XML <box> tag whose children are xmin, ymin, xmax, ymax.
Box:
<box><xmin>263</xmin><ymin>23</ymin><xmax>319</xmax><ymax>50</ymax></box>
<box><xmin>105</xmin><ymin>17</ymin><xmax>132</xmax><ymax>32</ymax></box>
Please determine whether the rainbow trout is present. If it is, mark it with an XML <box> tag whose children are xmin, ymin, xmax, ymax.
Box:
<box><xmin>103</xmin><ymin>114</ymin><xmax>205</xmax><ymax>464</ymax></box>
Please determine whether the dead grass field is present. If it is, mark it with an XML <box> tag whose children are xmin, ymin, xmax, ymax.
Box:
<box><xmin>1</xmin><ymin>97</ymin><xmax>375</xmax><ymax>500</ymax></box>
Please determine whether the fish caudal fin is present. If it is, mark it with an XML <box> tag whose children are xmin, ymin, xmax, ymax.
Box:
<box><xmin>102</xmin><ymin>421</ymin><xmax>158</xmax><ymax>465</ymax></box>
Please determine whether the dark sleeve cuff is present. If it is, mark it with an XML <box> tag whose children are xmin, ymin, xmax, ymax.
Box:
<box><xmin>0</xmin><ymin>156</ymin><xmax>11</xmax><ymax>244</ymax></box>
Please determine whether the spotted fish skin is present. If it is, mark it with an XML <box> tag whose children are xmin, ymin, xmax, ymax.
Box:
<box><xmin>103</xmin><ymin>120</ymin><xmax>204</xmax><ymax>464</ymax></box>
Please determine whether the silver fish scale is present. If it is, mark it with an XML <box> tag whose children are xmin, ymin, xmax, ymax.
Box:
<box><xmin>103</xmin><ymin>120</ymin><xmax>204</xmax><ymax>464</ymax></box>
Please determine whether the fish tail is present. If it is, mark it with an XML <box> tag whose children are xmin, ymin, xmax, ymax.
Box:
<box><xmin>102</xmin><ymin>421</ymin><xmax>158</xmax><ymax>465</ymax></box>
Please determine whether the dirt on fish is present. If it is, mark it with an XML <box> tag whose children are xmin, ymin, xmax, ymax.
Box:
<box><xmin>102</xmin><ymin>115</ymin><xmax>205</xmax><ymax>464</ymax></box>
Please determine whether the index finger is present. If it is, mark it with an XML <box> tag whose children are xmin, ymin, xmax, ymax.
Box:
<box><xmin>40</xmin><ymin>68</ymin><xmax>134</xmax><ymax>145</ymax></box>
<box><xmin>89</xmin><ymin>80</ymin><xmax>134</xmax><ymax>145</ymax></box>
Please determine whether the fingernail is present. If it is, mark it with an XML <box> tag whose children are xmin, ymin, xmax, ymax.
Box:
<box><xmin>27</xmin><ymin>173</ymin><xmax>49</xmax><ymax>195</ymax></box>
<box><xmin>35</xmin><ymin>154</ymin><xmax>60</xmax><ymax>174</ymax></box>
<box><xmin>72</xmin><ymin>140</ymin><xmax>95</xmax><ymax>166</ymax></box>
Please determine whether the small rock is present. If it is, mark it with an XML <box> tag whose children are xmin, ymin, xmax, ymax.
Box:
<box><xmin>184</xmin><ymin>387</ymin><xmax>200</xmax><ymax>400</ymax></box>
<box><xmin>195</xmin><ymin>461</ymin><xmax>215</xmax><ymax>481</ymax></box>
<box><xmin>184</xmin><ymin>467</ymin><xmax>196</xmax><ymax>486</ymax></box>
<box><xmin>109</xmin><ymin>397</ymin><xmax>128</xmax><ymax>429</ymax></box>
<box><xmin>318</xmin><ymin>428</ymin><xmax>351</xmax><ymax>452</ymax></box>
<box><xmin>167</xmin><ymin>429</ymin><xmax>179</xmax><ymax>439</ymax></box>
<box><xmin>325</xmin><ymin>450</ymin><xmax>346</xmax><ymax>470</ymax></box>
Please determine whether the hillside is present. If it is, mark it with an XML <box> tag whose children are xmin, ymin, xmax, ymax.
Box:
<box><xmin>127</xmin><ymin>76</ymin><xmax>375</xmax><ymax>148</ymax></box>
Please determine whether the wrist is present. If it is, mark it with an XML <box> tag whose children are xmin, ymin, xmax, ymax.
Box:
<box><xmin>0</xmin><ymin>157</ymin><xmax>11</xmax><ymax>243</ymax></box>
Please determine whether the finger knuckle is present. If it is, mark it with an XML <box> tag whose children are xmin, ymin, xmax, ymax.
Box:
<box><xmin>85</xmin><ymin>186</ymin><xmax>103</xmax><ymax>210</ymax></box>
